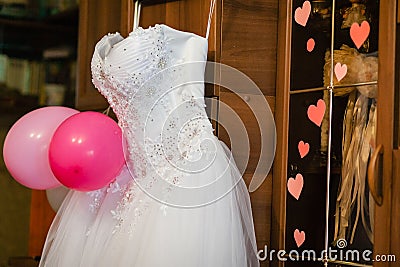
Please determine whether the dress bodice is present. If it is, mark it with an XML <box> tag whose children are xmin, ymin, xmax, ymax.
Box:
<box><xmin>91</xmin><ymin>24</ymin><xmax>208</xmax><ymax>121</ymax></box>
<box><xmin>91</xmin><ymin>24</ymin><xmax>214</xmax><ymax>182</ymax></box>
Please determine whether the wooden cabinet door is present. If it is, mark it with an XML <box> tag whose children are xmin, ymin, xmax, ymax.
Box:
<box><xmin>373</xmin><ymin>1</ymin><xmax>397</xmax><ymax>265</ymax></box>
<box><xmin>390</xmin><ymin>150</ymin><xmax>400</xmax><ymax>266</ymax></box>
<box><xmin>75</xmin><ymin>0</ymin><xmax>132</xmax><ymax>110</ymax></box>
<box><xmin>217</xmin><ymin>1</ymin><xmax>278</xmax><ymax>266</ymax></box>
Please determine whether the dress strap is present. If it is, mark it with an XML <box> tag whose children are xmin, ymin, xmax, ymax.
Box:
<box><xmin>133</xmin><ymin>0</ymin><xmax>142</xmax><ymax>30</ymax></box>
<box><xmin>205</xmin><ymin>0</ymin><xmax>216</xmax><ymax>39</ymax></box>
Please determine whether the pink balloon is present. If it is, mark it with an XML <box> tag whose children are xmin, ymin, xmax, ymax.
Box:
<box><xmin>49</xmin><ymin>111</ymin><xmax>125</xmax><ymax>191</ymax></box>
<box><xmin>3</xmin><ymin>106</ymin><xmax>79</xmax><ymax>190</ymax></box>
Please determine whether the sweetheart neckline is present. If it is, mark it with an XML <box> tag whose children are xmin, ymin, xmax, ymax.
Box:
<box><xmin>98</xmin><ymin>24</ymin><xmax>208</xmax><ymax>62</ymax></box>
<box><xmin>128</xmin><ymin>24</ymin><xmax>208</xmax><ymax>41</ymax></box>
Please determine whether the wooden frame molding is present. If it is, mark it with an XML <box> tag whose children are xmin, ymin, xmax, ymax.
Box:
<box><xmin>271</xmin><ymin>1</ymin><xmax>292</xmax><ymax>266</ymax></box>
<box><xmin>374</xmin><ymin>1</ymin><xmax>396</xmax><ymax>265</ymax></box>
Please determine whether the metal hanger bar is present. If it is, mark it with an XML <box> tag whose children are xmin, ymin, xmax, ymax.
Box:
<box><xmin>335</xmin><ymin>81</ymin><xmax>378</xmax><ymax>89</ymax></box>
<box><xmin>323</xmin><ymin>0</ymin><xmax>336</xmax><ymax>265</ymax></box>
<box><xmin>289</xmin><ymin>81</ymin><xmax>378</xmax><ymax>95</ymax></box>
<box><xmin>290</xmin><ymin>86</ymin><xmax>326</xmax><ymax>94</ymax></box>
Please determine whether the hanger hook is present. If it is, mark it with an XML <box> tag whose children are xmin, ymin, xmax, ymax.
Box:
<box><xmin>133</xmin><ymin>0</ymin><xmax>142</xmax><ymax>30</ymax></box>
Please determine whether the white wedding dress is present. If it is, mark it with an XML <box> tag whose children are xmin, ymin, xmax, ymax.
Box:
<box><xmin>39</xmin><ymin>24</ymin><xmax>260</xmax><ymax>267</ymax></box>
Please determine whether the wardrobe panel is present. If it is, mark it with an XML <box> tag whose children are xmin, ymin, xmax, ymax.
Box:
<box><xmin>28</xmin><ymin>191</ymin><xmax>55</xmax><ymax>257</ymax></box>
<box><xmin>390</xmin><ymin>149</ymin><xmax>400</xmax><ymax>264</ymax></box>
<box><xmin>374</xmin><ymin>1</ymin><xmax>396</xmax><ymax>265</ymax></box>
<box><xmin>243</xmin><ymin>172</ymin><xmax>273</xmax><ymax>257</ymax></box>
<box><xmin>218</xmin><ymin>91</ymin><xmax>275</xmax><ymax>267</ymax></box>
<box><xmin>140</xmin><ymin>4</ymin><xmax>167</xmax><ymax>28</ymax></box>
<box><xmin>393</xmin><ymin>16</ymin><xmax>400</xmax><ymax>260</ymax></box>
<box><xmin>75</xmin><ymin>0</ymin><xmax>126</xmax><ymax>110</ymax></box>
<box><xmin>178</xmin><ymin>0</ymin><xmax>208</xmax><ymax>37</ymax></box>
<box><xmin>220</xmin><ymin>0</ymin><xmax>278</xmax><ymax>96</ymax></box>
<box><xmin>218</xmin><ymin>91</ymin><xmax>275</xmax><ymax>174</ymax></box>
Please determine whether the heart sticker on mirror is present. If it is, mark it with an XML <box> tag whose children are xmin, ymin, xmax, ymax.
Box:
<box><xmin>294</xmin><ymin>1</ymin><xmax>311</xmax><ymax>27</ymax></box>
<box><xmin>307</xmin><ymin>99</ymin><xmax>326</xmax><ymax>127</ymax></box>
<box><xmin>287</xmin><ymin>173</ymin><xmax>304</xmax><ymax>200</ymax></box>
<box><xmin>350</xmin><ymin>21</ymin><xmax>370</xmax><ymax>49</ymax></box>
<box><xmin>306</xmin><ymin>38</ymin><xmax>315</xmax><ymax>52</ymax></box>
<box><xmin>298</xmin><ymin>141</ymin><xmax>310</xmax><ymax>158</ymax></box>
<box><xmin>294</xmin><ymin>229</ymin><xmax>306</xmax><ymax>247</ymax></box>
<box><xmin>334</xmin><ymin>63</ymin><xmax>347</xmax><ymax>82</ymax></box>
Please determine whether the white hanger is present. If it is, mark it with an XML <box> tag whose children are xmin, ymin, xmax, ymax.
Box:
<box><xmin>133</xmin><ymin>0</ymin><xmax>142</xmax><ymax>30</ymax></box>
<box><xmin>206</xmin><ymin>0</ymin><xmax>216</xmax><ymax>39</ymax></box>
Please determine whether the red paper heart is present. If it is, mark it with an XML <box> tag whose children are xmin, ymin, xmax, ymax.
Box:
<box><xmin>287</xmin><ymin>173</ymin><xmax>304</xmax><ymax>200</ymax></box>
<box><xmin>294</xmin><ymin>229</ymin><xmax>306</xmax><ymax>247</ymax></box>
<box><xmin>294</xmin><ymin>1</ymin><xmax>311</xmax><ymax>27</ymax></box>
<box><xmin>307</xmin><ymin>99</ymin><xmax>326</xmax><ymax>127</ymax></box>
<box><xmin>350</xmin><ymin>21</ymin><xmax>370</xmax><ymax>49</ymax></box>
<box><xmin>306</xmin><ymin>38</ymin><xmax>315</xmax><ymax>52</ymax></box>
<box><xmin>334</xmin><ymin>62</ymin><xmax>347</xmax><ymax>82</ymax></box>
<box><xmin>298</xmin><ymin>141</ymin><xmax>310</xmax><ymax>158</ymax></box>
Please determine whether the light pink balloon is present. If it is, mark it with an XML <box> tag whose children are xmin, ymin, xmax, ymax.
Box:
<box><xmin>3</xmin><ymin>106</ymin><xmax>79</xmax><ymax>190</ymax></box>
<box><xmin>49</xmin><ymin>111</ymin><xmax>125</xmax><ymax>191</ymax></box>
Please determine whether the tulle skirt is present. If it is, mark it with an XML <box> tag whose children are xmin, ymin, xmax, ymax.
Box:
<box><xmin>39</xmin><ymin>140</ymin><xmax>260</xmax><ymax>267</ymax></box>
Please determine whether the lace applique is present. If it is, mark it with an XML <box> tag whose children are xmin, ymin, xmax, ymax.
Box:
<box><xmin>87</xmin><ymin>188</ymin><xmax>107</xmax><ymax>213</ymax></box>
<box><xmin>86</xmin><ymin>175</ymin><xmax>128</xmax><ymax>214</ymax></box>
<box><xmin>110</xmin><ymin>95</ymin><xmax>214</xmax><ymax>235</ymax></box>
<box><xmin>110</xmin><ymin>179</ymin><xmax>136</xmax><ymax>233</ymax></box>
<box><xmin>104</xmin><ymin>25</ymin><xmax>171</xmax><ymax>99</ymax></box>
<box><xmin>107</xmin><ymin>179</ymin><xmax>126</xmax><ymax>194</ymax></box>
